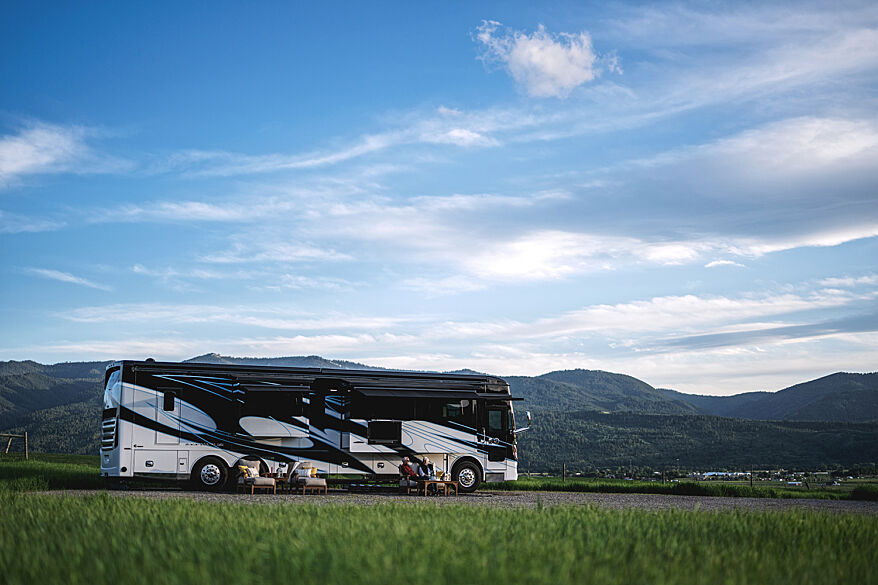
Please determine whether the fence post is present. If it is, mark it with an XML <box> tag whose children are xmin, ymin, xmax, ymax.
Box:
<box><xmin>4</xmin><ymin>436</ymin><xmax>11</xmax><ymax>454</ymax></box>
<box><xmin>24</xmin><ymin>431</ymin><xmax>28</xmax><ymax>460</ymax></box>
<box><xmin>562</xmin><ymin>463</ymin><xmax>566</xmax><ymax>482</ymax></box>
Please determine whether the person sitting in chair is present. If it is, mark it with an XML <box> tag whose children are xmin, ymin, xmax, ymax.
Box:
<box><xmin>399</xmin><ymin>456</ymin><xmax>424</xmax><ymax>480</ymax></box>
<box><xmin>418</xmin><ymin>457</ymin><xmax>435</xmax><ymax>479</ymax></box>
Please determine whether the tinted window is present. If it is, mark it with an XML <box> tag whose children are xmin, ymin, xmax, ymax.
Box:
<box><xmin>163</xmin><ymin>390</ymin><xmax>176</xmax><ymax>411</ymax></box>
<box><xmin>243</xmin><ymin>391</ymin><xmax>305</xmax><ymax>420</ymax></box>
<box><xmin>487</xmin><ymin>409</ymin><xmax>504</xmax><ymax>433</ymax></box>
<box><xmin>415</xmin><ymin>399</ymin><xmax>477</xmax><ymax>427</ymax></box>
<box><xmin>350</xmin><ymin>396</ymin><xmax>416</xmax><ymax>420</ymax></box>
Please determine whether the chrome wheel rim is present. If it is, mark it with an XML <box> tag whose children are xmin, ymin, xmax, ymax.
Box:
<box><xmin>200</xmin><ymin>463</ymin><xmax>222</xmax><ymax>486</ymax></box>
<box><xmin>458</xmin><ymin>467</ymin><xmax>476</xmax><ymax>488</ymax></box>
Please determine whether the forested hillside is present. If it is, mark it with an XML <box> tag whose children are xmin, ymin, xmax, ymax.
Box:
<box><xmin>1</xmin><ymin>356</ymin><xmax>876</xmax><ymax>469</ymax></box>
<box><xmin>507</xmin><ymin>370</ymin><xmax>699</xmax><ymax>414</ymax></box>
<box><xmin>658</xmin><ymin>373</ymin><xmax>878</xmax><ymax>422</ymax></box>
<box><xmin>0</xmin><ymin>360</ymin><xmax>107</xmax><ymax>455</ymax></box>
<box><xmin>516</xmin><ymin>411</ymin><xmax>878</xmax><ymax>473</ymax></box>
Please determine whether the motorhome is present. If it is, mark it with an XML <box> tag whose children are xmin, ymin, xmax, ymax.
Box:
<box><xmin>100</xmin><ymin>360</ymin><xmax>529</xmax><ymax>492</ymax></box>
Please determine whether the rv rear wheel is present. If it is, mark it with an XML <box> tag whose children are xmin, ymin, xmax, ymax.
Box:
<box><xmin>451</xmin><ymin>460</ymin><xmax>482</xmax><ymax>493</ymax></box>
<box><xmin>191</xmin><ymin>457</ymin><xmax>228</xmax><ymax>491</ymax></box>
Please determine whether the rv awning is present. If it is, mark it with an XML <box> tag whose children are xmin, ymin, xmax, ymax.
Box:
<box><xmin>354</xmin><ymin>388</ymin><xmax>521</xmax><ymax>401</ymax></box>
<box><xmin>354</xmin><ymin>388</ymin><xmax>480</xmax><ymax>399</ymax></box>
<box><xmin>239</xmin><ymin>385</ymin><xmax>311</xmax><ymax>392</ymax></box>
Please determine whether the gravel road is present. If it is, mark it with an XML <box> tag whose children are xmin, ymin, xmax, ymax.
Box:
<box><xmin>41</xmin><ymin>489</ymin><xmax>878</xmax><ymax>514</ymax></box>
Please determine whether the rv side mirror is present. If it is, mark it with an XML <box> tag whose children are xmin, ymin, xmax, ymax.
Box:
<box><xmin>514</xmin><ymin>411</ymin><xmax>532</xmax><ymax>434</ymax></box>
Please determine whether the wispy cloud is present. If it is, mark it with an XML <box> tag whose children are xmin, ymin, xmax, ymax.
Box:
<box><xmin>201</xmin><ymin>238</ymin><xmax>352</xmax><ymax>264</ymax></box>
<box><xmin>57</xmin><ymin>302</ymin><xmax>417</xmax><ymax>332</ymax></box>
<box><xmin>24</xmin><ymin>268</ymin><xmax>112</xmax><ymax>291</ymax></box>
<box><xmin>0</xmin><ymin>124</ymin><xmax>86</xmax><ymax>186</ymax></box>
<box><xmin>0</xmin><ymin>210</ymin><xmax>66</xmax><ymax>234</ymax></box>
<box><xmin>0</xmin><ymin>122</ymin><xmax>130</xmax><ymax>187</ymax></box>
<box><xmin>819</xmin><ymin>274</ymin><xmax>878</xmax><ymax>288</ymax></box>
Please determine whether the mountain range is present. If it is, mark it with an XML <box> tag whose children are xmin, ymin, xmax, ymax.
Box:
<box><xmin>1</xmin><ymin>354</ymin><xmax>875</xmax><ymax>469</ymax></box>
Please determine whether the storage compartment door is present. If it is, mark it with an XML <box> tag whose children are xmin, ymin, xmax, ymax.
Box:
<box><xmin>133</xmin><ymin>450</ymin><xmax>178</xmax><ymax>474</ymax></box>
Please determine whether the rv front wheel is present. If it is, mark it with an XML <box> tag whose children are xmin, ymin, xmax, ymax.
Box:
<box><xmin>191</xmin><ymin>457</ymin><xmax>228</xmax><ymax>491</ymax></box>
<box><xmin>452</xmin><ymin>460</ymin><xmax>482</xmax><ymax>493</ymax></box>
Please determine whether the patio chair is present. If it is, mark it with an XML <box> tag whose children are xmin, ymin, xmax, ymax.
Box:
<box><xmin>398</xmin><ymin>464</ymin><xmax>418</xmax><ymax>494</ymax></box>
<box><xmin>293</xmin><ymin>462</ymin><xmax>327</xmax><ymax>495</ymax></box>
<box><xmin>236</xmin><ymin>462</ymin><xmax>276</xmax><ymax>494</ymax></box>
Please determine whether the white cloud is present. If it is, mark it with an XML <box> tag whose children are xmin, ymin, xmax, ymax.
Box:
<box><xmin>25</xmin><ymin>268</ymin><xmax>112</xmax><ymax>291</ymax></box>
<box><xmin>201</xmin><ymin>239</ymin><xmax>352</xmax><ymax>264</ymax></box>
<box><xmin>157</xmin><ymin>108</ymin><xmax>512</xmax><ymax>178</ymax></box>
<box><xmin>421</xmin><ymin>128</ymin><xmax>499</xmax><ymax>147</ymax></box>
<box><xmin>729</xmin><ymin>225</ymin><xmax>878</xmax><ymax>257</ymax></box>
<box><xmin>819</xmin><ymin>275</ymin><xmax>878</xmax><ymax>288</ymax></box>
<box><xmin>0</xmin><ymin>124</ymin><xmax>86</xmax><ymax>186</ymax></box>
<box><xmin>476</xmin><ymin>21</ymin><xmax>608</xmax><ymax>98</ymax></box>
<box><xmin>0</xmin><ymin>122</ymin><xmax>130</xmax><ymax>187</ymax></box>
<box><xmin>437</xmin><ymin>106</ymin><xmax>462</xmax><ymax>116</ymax></box>
<box><xmin>273</xmin><ymin>274</ymin><xmax>355</xmax><ymax>291</ymax></box>
<box><xmin>459</xmin><ymin>231</ymin><xmax>715</xmax><ymax>282</ymax></box>
<box><xmin>57</xmin><ymin>302</ymin><xmax>413</xmax><ymax>332</ymax></box>
<box><xmin>430</xmin><ymin>289</ymin><xmax>869</xmax><ymax>341</ymax></box>
<box><xmin>705</xmin><ymin>260</ymin><xmax>746</xmax><ymax>268</ymax></box>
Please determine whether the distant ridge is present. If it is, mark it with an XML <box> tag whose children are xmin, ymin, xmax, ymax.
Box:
<box><xmin>506</xmin><ymin>369</ymin><xmax>700</xmax><ymax>415</ymax></box>
<box><xmin>184</xmin><ymin>353</ymin><xmax>386</xmax><ymax>371</ymax></box>
<box><xmin>658</xmin><ymin>372</ymin><xmax>878</xmax><ymax>422</ymax></box>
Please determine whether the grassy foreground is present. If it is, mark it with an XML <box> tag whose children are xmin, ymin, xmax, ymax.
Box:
<box><xmin>485</xmin><ymin>476</ymin><xmax>866</xmax><ymax>499</ymax></box>
<box><xmin>0</xmin><ymin>453</ymin><xmax>103</xmax><ymax>491</ymax></box>
<box><xmin>1</xmin><ymin>493</ymin><xmax>876</xmax><ymax>585</ymax></box>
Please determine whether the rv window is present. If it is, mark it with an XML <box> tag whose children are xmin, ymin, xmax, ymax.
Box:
<box><xmin>414</xmin><ymin>399</ymin><xmax>476</xmax><ymax>427</ymax></box>
<box><xmin>487</xmin><ymin>409</ymin><xmax>503</xmax><ymax>433</ymax></box>
<box><xmin>243</xmin><ymin>391</ymin><xmax>305</xmax><ymax>419</ymax></box>
<box><xmin>355</xmin><ymin>397</ymin><xmax>416</xmax><ymax>421</ymax></box>
<box><xmin>163</xmin><ymin>390</ymin><xmax>176</xmax><ymax>412</ymax></box>
<box><xmin>368</xmin><ymin>420</ymin><xmax>402</xmax><ymax>445</ymax></box>
<box><xmin>443</xmin><ymin>401</ymin><xmax>462</xmax><ymax>419</ymax></box>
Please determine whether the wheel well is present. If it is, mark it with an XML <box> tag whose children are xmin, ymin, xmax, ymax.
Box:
<box><xmin>451</xmin><ymin>457</ymin><xmax>483</xmax><ymax>479</ymax></box>
<box><xmin>192</xmin><ymin>455</ymin><xmax>229</xmax><ymax>476</ymax></box>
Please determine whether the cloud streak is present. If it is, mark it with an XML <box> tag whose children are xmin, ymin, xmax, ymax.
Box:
<box><xmin>24</xmin><ymin>268</ymin><xmax>112</xmax><ymax>291</ymax></box>
<box><xmin>0</xmin><ymin>122</ymin><xmax>130</xmax><ymax>187</ymax></box>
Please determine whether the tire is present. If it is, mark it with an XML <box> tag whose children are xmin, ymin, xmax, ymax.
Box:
<box><xmin>451</xmin><ymin>460</ymin><xmax>482</xmax><ymax>493</ymax></box>
<box><xmin>191</xmin><ymin>457</ymin><xmax>228</xmax><ymax>491</ymax></box>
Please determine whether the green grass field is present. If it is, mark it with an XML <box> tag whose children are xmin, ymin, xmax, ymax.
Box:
<box><xmin>0</xmin><ymin>453</ymin><xmax>103</xmax><ymax>492</ymax></box>
<box><xmin>1</xmin><ymin>493</ymin><xmax>876</xmax><ymax>585</ymax></box>
<box><xmin>483</xmin><ymin>476</ymin><xmax>874</xmax><ymax>499</ymax></box>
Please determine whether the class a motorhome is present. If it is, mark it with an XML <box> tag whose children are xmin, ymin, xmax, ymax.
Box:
<box><xmin>100</xmin><ymin>360</ymin><xmax>530</xmax><ymax>492</ymax></box>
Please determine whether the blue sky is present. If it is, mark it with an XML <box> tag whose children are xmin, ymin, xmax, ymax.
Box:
<box><xmin>1</xmin><ymin>1</ymin><xmax>877</xmax><ymax>395</ymax></box>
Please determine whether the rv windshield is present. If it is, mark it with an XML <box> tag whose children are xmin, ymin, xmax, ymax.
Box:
<box><xmin>103</xmin><ymin>368</ymin><xmax>121</xmax><ymax>410</ymax></box>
